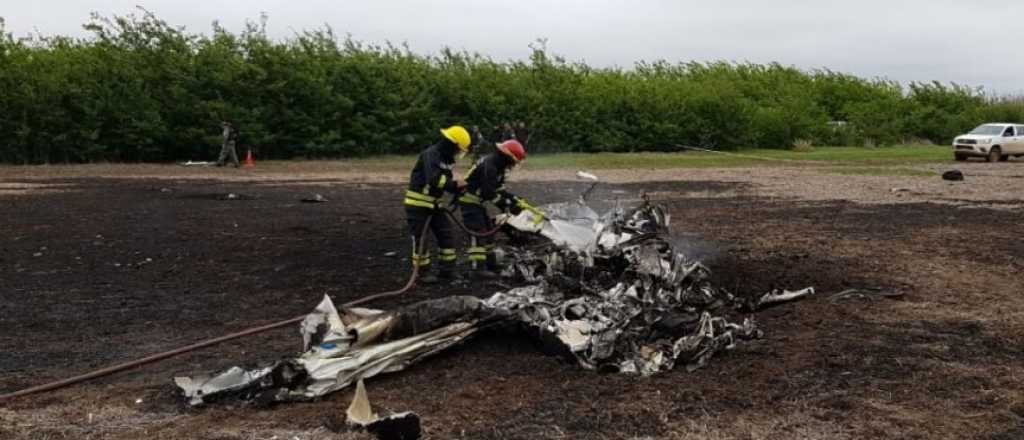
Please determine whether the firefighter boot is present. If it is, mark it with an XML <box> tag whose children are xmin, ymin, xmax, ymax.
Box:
<box><xmin>473</xmin><ymin>252</ymin><xmax>501</xmax><ymax>279</ymax></box>
<box><xmin>438</xmin><ymin>266</ymin><xmax>459</xmax><ymax>283</ymax></box>
<box><xmin>472</xmin><ymin>267</ymin><xmax>498</xmax><ymax>280</ymax></box>
<box><xmin>417</xmin><ymin>264</ymin><xmax>441</xmax><ymax>285</ymax></box>
<box><xmin>487</xmin><ymin>252</ymin><xmax>503</xmax><ymax>272</ymax></box>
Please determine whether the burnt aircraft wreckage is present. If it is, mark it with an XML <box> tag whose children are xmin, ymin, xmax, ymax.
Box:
<box><xmin>176</xmin><ymin>183</ymin><xmax>815</xmax><ymax>406</ymax></box>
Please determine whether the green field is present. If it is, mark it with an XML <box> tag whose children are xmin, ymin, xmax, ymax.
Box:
<box><xmin>0</xmin><ymin>146</ymin><xmax>954</xmax><ymax>180</ymax></box>
<box><xmin>342</xmin><ymin>145</ymin><xmax>951</xmax><ymax>172</ymax></box>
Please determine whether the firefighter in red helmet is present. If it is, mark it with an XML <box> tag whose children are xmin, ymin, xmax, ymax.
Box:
<box><xmin>457</xmin><ymin>139</ymin><xmax>538</xmax><ymax>278</ymax></box>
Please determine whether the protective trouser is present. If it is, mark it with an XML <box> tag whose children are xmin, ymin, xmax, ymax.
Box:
<box><xmin>405</xmin><ymin>206</ymin><xmax>456</xmax><ymax>276</ymax></box>
<box><xmin>460</xmin><ymin>204</ymin><xmax>498</xmax><ymax>270</ymax></box>
<box><xmin>217</xmin><ymin>141</ymin><xmax>240</xmax><ymax>167</ymax></box>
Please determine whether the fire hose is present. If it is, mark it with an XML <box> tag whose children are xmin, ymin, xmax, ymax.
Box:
<box><xmin>442</xmin><ymin>195</ymin><xmax>546</xmax><ymax>237</ymax></box>
<box><xmin>0</xmin><ymin>217</ymin><xmax>437</xmax><ymax>404</ymax></box>
<box><xmin>444</xmin><ymin>208</ymin><xmax>508</xmax><ymax>237</ymax></box>
<box><xmin>440</xmin><ymin>203</ymin><xmax>540</xmax><ymax>237</ymax></box>
<box><xmin>0</xmin><ymin>198</ymin><xmax>546</xmax><ymax>403</ymax></box>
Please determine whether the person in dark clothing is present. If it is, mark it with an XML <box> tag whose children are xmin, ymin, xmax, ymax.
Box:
<box><xmin>404</xmin><ymin>125</ymin><xmax>472</xmax><ymax>284</ymax></box>
<box><xmin>457</xmin><ymin>139</ymin><xmax>534</xmax><ymax>278</ymax></box>
<box><xmin>514</xmin><ymin>120</ymin><xmax>531</xmax><ymax>146</ymax></box>
<box><xmin>500</xmin><ymin>123</ymin><xmax>516</xmax><ymax>142</ymax></box>
<box><xmin>470</xmin><ymin>125</ymin><xmax>491</xmax><ymax>162</ymax></box>
<box><xmin>485</xmin><ymin>125</ymin><xmax>500</xmax><ymax>147</ymax></box>
<box><xmin>217</xmin><ymin>121</ymin><xmax>240</xmax><ymax>167</ymax></box>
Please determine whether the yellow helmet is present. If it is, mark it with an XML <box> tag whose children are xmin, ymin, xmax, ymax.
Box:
<box><xmin>440</xmin><ymin>125</ymin><xmax>471</xmax><ymax>152</ymax></box>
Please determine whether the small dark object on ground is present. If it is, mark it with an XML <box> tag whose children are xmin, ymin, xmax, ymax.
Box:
<box><xmin>942</xmin><ymin>170</ymin><xmax>964</xmax><ymax>181</ymax></box>
<box><xmin>327</xmin><ymin>413</ymin><xmax>421</xmax><ymax>440</ymax></box>
<box><xmin>337</xmin><ymin>379</ymin><xmax>422</xmax><ymax>440</ymax></box>
<box><xmin>366</xmin><ymin>412</ymin><xmax>421</xmax><ymax>440</ymax></box>
<box><xmin>828</xmin><ymin>287</ymin><xmax>905</xmax><ymax>304</ymax></box>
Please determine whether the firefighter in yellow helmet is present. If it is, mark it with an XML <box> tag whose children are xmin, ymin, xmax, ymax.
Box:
<box><xmin>403</xmin><ymin>125</ymin><xmax>472</xmax><ymax>284</ymax></box>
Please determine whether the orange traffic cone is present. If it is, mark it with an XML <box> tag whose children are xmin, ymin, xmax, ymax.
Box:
<box><xmin>243</xmin><ymin>149</ymin><xmax>255</xmax><ymax>168</ymax></box>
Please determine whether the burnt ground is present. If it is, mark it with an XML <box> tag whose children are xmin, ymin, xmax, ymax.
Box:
<box><xmin>1</xmin><ymin>176</ymin><xmax>1023</xmax><ymax>439</ymax></box>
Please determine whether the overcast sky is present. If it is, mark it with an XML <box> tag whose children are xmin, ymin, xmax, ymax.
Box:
<box><xmin>3</xmin><ymin>1</ymin><xmax>1022</xmax><ymax>94</ymax></box>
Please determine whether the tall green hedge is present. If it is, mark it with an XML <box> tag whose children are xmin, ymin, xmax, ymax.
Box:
<box><xmin>1</xmin><ymin>11</ymin><xmax>1022</xmax><ymax>163</ymax></box>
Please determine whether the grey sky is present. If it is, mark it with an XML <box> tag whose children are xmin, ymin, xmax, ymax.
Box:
<box><xmin>3</xmin><ymin>1</ymin><xmax>1022</xmax><ymax>94</ymax></box>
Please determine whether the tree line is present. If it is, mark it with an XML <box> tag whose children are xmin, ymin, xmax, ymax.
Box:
<box><xmin>1</xmin><ymin>10</ymin><xmax>1022</xmax><ymax>164</ymax></box>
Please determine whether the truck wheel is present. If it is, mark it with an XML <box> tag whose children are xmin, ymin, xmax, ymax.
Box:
<box><xmin>987</xmin><ymin>147</ymin><xmax>1001</xmax><ymax>163</ymax></box>
<box><xmin>954</xmin><ymin>154</ymin><xmax>967</xmax><ymax>161</ymax></box>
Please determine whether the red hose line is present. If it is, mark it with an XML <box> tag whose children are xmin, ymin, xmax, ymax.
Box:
<box><xmin>0</xmin><ymin>316</ymin><xmax>309</xmax><ymax>403</ymax></box>
<box><xmin>0</xmin><ymin>217</ymin><xmax>434</xmax><ymax>404</ymax></box>
<box><xmin>444</xmin><ymin>209</ymin><xmax>507</xmax><ymax>237</ymax></box>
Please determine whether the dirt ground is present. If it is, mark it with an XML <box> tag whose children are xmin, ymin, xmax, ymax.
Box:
<box><xmin>1</xmin><ymin>162</ymin><xmax>1023</xmax><ymax>439</ymax></box>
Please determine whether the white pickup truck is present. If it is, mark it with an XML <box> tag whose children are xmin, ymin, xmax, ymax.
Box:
<box><xmin>952</xmin><ymin>123</ymin><xmax>1024</xmax><ymax>162</ymax></box>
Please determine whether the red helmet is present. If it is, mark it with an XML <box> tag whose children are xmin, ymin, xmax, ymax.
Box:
<box><xmin>497</xmin><ymin>140</ymin><xmax>527</xmax><ymax>163</ymax></box>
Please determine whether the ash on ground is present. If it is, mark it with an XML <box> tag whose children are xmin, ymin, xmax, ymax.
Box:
<box><xmin>176</xmin><ymin>198</ymin><xmax>813</xmax><ymax>405</ymax></box>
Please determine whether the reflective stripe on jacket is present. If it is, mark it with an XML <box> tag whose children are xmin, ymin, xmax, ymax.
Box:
<box><xmin>459</xmin><ymin>152</ymin><xmax>517</xmax><ymax>209</ymax></box>
<box><xmin>406</xmin><ymin>140</ymin><xmax>458</xmax><ymax>208</ymax></box>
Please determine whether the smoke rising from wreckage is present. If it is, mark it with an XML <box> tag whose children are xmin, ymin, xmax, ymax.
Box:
<box><xmin>176</xmin><ymin>198</ymin><xmax>814</xmax><ymax>405</ymax></box>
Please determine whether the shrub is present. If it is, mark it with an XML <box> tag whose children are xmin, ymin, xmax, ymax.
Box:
<box><xmin>791</xmin><ymin>139</ymin><xmax>815</xmax><ymax>152</ymax></box>
<box><xmin>0</xmin><ymin>11</ymin><xmax>1020</xmax><ymax>163</ymax></box>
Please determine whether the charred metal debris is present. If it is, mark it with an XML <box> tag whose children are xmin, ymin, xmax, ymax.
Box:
<box><xmin>176</xmin><ymin>198</ymin><xmax>814</xmax><ymax>405</ymax></box>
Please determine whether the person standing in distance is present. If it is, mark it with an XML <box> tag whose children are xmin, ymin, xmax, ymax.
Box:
<box><xmin>216</xmin><ymin>121</ymin><xmax>240</xmax><ymax>168</ymax></box>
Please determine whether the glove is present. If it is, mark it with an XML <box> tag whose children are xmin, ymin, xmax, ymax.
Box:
<box><xmin>440</xmin><ymin>196</ymin><xmax>458</xmax><ymax>212</ymax></box>
<box><xmin>495</xmin><ymin>192</ymin><xmax>519</xmax><ymax>214</ymax></box>
<box><xmin>516</xmin><ymin>199</ymin><xmax>546</xmax><ymax>225</ymax></box>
